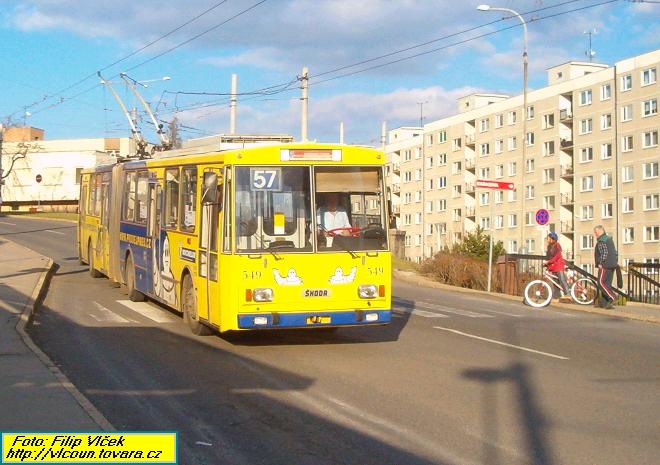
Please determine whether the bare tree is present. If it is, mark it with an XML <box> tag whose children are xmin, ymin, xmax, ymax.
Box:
<box><xmin>1</xmin><ymin>142</ymin><xmax>41</xmax><ymax>181</ymax></box>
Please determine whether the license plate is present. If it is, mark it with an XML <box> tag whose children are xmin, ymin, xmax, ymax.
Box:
<box><xmin>306</xmin><ymin>315</ymin><xmax>331</xmax><ymax>325</ymax></box>
<box><xmin>302</xmin><ymin>289</ymin><xmax>331</xmax><ymax>298</ymax></box>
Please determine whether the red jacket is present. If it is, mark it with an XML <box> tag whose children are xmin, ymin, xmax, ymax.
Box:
<box><xmin>546</xmin><ymin>242</ymin><xmax>566</xmax><ymax>272</ymax></box>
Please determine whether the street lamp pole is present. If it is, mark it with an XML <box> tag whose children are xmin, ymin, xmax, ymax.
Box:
<box><xmin>417</xmin><ymin>100</ymin><xmax>429</xmax><ymax>259</ymax></box>
<box><xmin>478</xmin><ymin>4</ymin><xmax>528</xmax><ymax>252</ymax></box>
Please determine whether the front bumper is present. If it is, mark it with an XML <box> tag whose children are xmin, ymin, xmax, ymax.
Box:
<box><xmin>237</xmin><ymin>309</ymin><xmax>391</xmax><ymax>329</ymax></box>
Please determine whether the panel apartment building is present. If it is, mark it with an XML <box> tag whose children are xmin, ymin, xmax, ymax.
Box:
<box><xmin>386</xmin><ymin>49</ymin><xmax>659</xmax><ymax>273</ymax></box>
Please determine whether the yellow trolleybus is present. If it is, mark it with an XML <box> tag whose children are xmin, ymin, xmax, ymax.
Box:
<box><xmin>78</xmin><ymin>143</ymin><xmax>391</xmax><ymax>334</ymax></box>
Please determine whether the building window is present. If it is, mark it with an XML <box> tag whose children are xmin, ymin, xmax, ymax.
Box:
<box><xmin>404</xmin><ymin>171</ymin><xmax>412</xmax><ymax>182</ymax></box>
<box><xmin>525</xmin><ymin>185</ymin><xmax>535</xmax><ymax>200</ymax></box>
<box><xmin>508</xmin><ymin>161</ymin><xmax>517</xmax><ymax>176</ymax></box>
<box><xmin>580</xmin><ymin>175</ymin><xmax>593</xmax><ymax>192</ymax></box>
<box><xmin>581</xmin><ymin>234</ymin><xmax>594</xmax><ymax>250</ymax></box>
<box><xmin>622</xmin><ymin>196</ymin><xmax>634</xmax><ymax>213</ymax></box>
<box><xmin>452</xmin><ymin>161</ymin><xmax>462</xmax><ymax>174</ymax></box>
<box><xmin>479</xmin><ymin>167</ymin><xmax>490</xmax><ymax>178</ymax></box>
<box><xmin>437</xmin><ymin>176</ymin><xmax>447</xmax><ymax>189</ymax></box>
<box><xmin>601</xmin><ymin>172</ymin><xmax>613</xmax><ymax>189</ymax></box>
<box><xmin>508</xmin><ymin>189</ymin><xmax>517</xmax><ymax>202</ymax></box>
<box><xmin>427</xmin><ymin>134</ymin><xmax>434</xmax><ymax>146</ymax></box>
<box><xmin>480</xmin><ymin>143</ymin><xmax>490</xmax><ymax>156</ymax></box>
<box><xmin>494</xmin><ymin>190</ymin><xmax>503</xmax><ymax>203</ymax></box>
<box><xmin>437</xmin><ymin>199</ymin><xmax>447</xmax><ymax>211</ymax></box>
<box><xmin>404</xmin><ymin>192</ymin><xmax>412</xmax><ymax>204</ymax></box>
<box><xmin>480</xmin><ymin>118</ymin><xmax>490</xmax><ymax>132</ymax></box>
<box><xmin>643</xmin><ymin>162</ymin><xmax>659</xmax><ymax>179</ymax></box>
<box><xmin>621</xmin><ymin>104</ymin><xmax>633</xmax><ymax>122</ymax></box>
<box><xmin>601</xmin><ymin>143</ymin><xmax>612</xmax><ymax>159</ymax></box>
<box><xmin>622</xmin><ymin>165</ymin><xmax>634</xmax><ymax>182</ymax></box>
<box><xmin>508</xmin><ymin>240</ymin><xmax>518</xmax><ymax>253</ymax></box>
<box><xmin>580</xmin><ymin>147</ymin><xmax>593</xmax><ymax>163</ymax></box>
<box><xmin>526</xmin><ymin>105</ymin><xmax>535</xmax><ymax>119</ymax></box>
<box><xmin>415</xmin><ymin>234</ymin><xmax>422</xmax><ymax>246</ymax></box>
<box><xmin>508</xmin><ymin>136</ymin><xmax>517</xmax><ymax>151</ymax></box>
<box><xmin>415</xmin><ymin>147</ymin><xmax>422</xmax><ymax>159</ymax></box>
<box><xmin>525</xmin><ymin>211</ymin><xmax>534</xmax><ymax>225</ymax></box>
<box><xmin>579</xmin><ymin>89</ymin><xmax>592</xmax><ymax>106</ymax></box>
<box><xmin>525</xmin><ymin>239</ymin><xmax>536</xmax><ymax>253</ymax></box>
<box><xmin>622</xmin><ymin>135</ymin><xmax>634</xmax><ymax>152</ymax></box>
<box><xmin>495</xmin><ymin>164</ymin><xmax>504</xmax><ymax>178</ymax></box>
<box><xmin>644</xmin><ymin>226</ymin><xmax>660</xmax><ymax>242</ymax></box>
<box><xmin>509</xmin><ymin>214</ymin><xmax>518</xmax><ymax>227</ymax></box>
<box><xmin>415</xmin><ymin>191</ymin><xmax>422</xmax><ymax>202</ymax></box>
<box><xmin>602</xmin><ymin>203</ymin><xmax>613</xmax><ymax>219</ymax></box>
<box><xmin>452</xmin><ymin>209</ymin><xmax>462</xmax><ymax>222</ymax></box>
<box><xmin>426</xmin><ymin>155</ymin><xmax>434</xmax><ymax>169</ymax></box>
<box><xmin>480</xmin><ymin>217</ymin><xmax>490</xmax><ymax>230</ymax></box>
<box><xmin>508</xmin><ymin>110</ymin><xmax>517</xmax><ymax>125</ymax></box>
<box><xmin>543</xmin><ymin>140</ymin><xmax>555</xmax><ymax>156</ymax></box>
<box><xmin>579</xmin><ymin>118</ymin><xmax>593</xmax><ymax>135</ymax></box>
<box><xmin>404</xmin><ymin>214</ymin><xmax>412</xmax><ymax>226</ymax></box>
<box><xmin>439</xmin><ymin>131</ymin><xmax>447</xmax><ymax>143</ymax></box>
<box><xmin>542</xmin><ymin>113</ymin><xmax>555</xmax><ymax>129</ymax></box>
<box><xmin>452</xmin><ymin>138</ymin><xmax>462</xmax><ymax>151</ymax></box>
<box><xmin>415</xmin><ymin>168</ymin><xmax>422</xmax><ymax>181</ymax></box>
<box><xmin>415</xmin><ymin>212</ymin><xmax>422</xmax><ymax>224</ymax></box>
<box><xmin>600</xmin><ymin>83</ymin><xmax>611</xmax><ymax>100</ymax></box>
<box><xmin>644</xmin><ymin>194</ymin><xmax>659</xmax><ymax>211</ymax></box>
<box><xmin>543</xmin><ymin>195</ymin><xmax>556</xmax><ymax>210</ymax></box>
<box><xmin>526</xmin><ymin>158</ymin><xmax>535</xmax><ymax>173</ymax></box>
<box><xmin>438</xmin><ymin>153</ymin><xmax>447</xmax><ymax>165</ymax></box>
<box><xmin>600</xmin><ymin>113</ymin><xmax>612</xmax><ymax>130</ymax></box>
<box><xmin>621</xmin><ymin>74</ymin><xmax>632</xmax><ymax>91</ymax></box>
<box><xmin>427</xmin><ymin>179</ymin><xmax>434</xmax><ymax>190</ymax></box>
<box><xmin>622</xmin><ymin>227</ymin><xmax>634</xmax><ymax>244</ymax></box>
<box><xmin>452</xmin><ymin>185</ymin><xmax>462</xmax><ymax>197</ymax></box>
<box><xmin>426</xmin><ymin>201</ymin><xmax>433</xmax><ymax>213</ymax></box>
<box><xmin>642</xmin><ymin>98</ymin><xmax>658</xmax><ymax>117</ymax></box>
<box><xmin>642</xmin><ymin>131</ymin><xmax>658</xmax><ymax>148</ymax></box>
<box><xmin>495</xmin><ymin>114</ymin><xmax>504</xmax><ymax>128</ymax></box>
<box><xmin>526</xmin><ymin>132</ymin><xmax>535</xmax><ymax>146</ymax></box>
<box><xmin>495</xmin><ymin>139</ymin><xmax>503</xmax><ymax>153</ymax></box>
<box><xmin>480</xmin><ymin>192</ymin><xmax>490</xmax><ymax>206</ymax></box>
<box><xmin>495</xmin><ymin>215</ymin><xmax>504</xmax><ymax>229</ymax></box>
<box><xmin>641</xmin><ymin>67</ymin><xmax>657</xmax><ymax>86</ymax></box>
<box><xmin>580</xmin><ymin>205</ymin><xmax>594</xmax><ymax>221</ymax></box>
<box><xmin>543</xmin><ymin>168</ymin><xmax>555</xmax><ymax>183</ymax></box>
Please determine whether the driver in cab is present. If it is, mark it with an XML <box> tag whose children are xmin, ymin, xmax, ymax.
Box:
<box><xmin>317</xmin><ymin>193</ymin><xmax>352</xmax><ymax>236</ymax></box>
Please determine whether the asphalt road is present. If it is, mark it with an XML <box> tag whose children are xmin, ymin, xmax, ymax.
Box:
<box><xmin>2</xmin><ymin>215</ymin><xmax>659</xmax><ymax>465</ymax></box>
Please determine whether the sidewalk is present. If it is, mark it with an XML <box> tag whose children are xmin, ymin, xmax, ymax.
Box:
<box><xmin>0</xmin><ymin>238</ymin><xmax>112</xmax><ymax>430</ymax></box>
<box><xmin>394</xmin><ymin>269</ymin><xmax>660</xmax><ymax>324</ymax></box>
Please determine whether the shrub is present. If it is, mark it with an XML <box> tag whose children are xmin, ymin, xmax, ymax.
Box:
<box><xmin>420</xmin><ymin>251</ymin><xmax>500</xmax><ymax>291</ymax></box>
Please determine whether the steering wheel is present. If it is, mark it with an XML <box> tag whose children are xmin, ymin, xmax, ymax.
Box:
<box><xmin>326</xmin><ymin>227</ymin><xmax>362</xmax><ymax>237</ymax></box>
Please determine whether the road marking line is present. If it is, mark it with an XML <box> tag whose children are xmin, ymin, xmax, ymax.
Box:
<box><xmin>0</xmin><ymin>221</ymin><xmax>17</xmax><ymax>226</ymax></box>
<box><xmin>393</xmin><ymin>306</ymin><xmax>449</xmax><ymax>318</ymax></box>
<box><xmin>92</xmin><ymin>302</ymin><xmax>130</xmax><ymax>323</ymax></box>
<box><xmin>433</xmin><ymin>326</ymin><xmax>570</xmax><ymax>360</ymax></box>
<box><xmin>117</xmin><ymin>300</ymin><xmax>177</xmax><ymax>323</ymax></box>
<box><xmin>417</xmin><ymin>302</ymin><xmax>494</xmax><ymax>318</ymax></box>
<box><xmin>44</xmin><ymin>229</ymin><xmax>66</xmax><ymax>235</ymax></box>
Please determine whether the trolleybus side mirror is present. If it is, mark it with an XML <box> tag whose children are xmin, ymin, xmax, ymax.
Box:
<box><xmin>202</xmin><ymin>172</ymin><xmax>218</xmax><ymax>204</ymax></box>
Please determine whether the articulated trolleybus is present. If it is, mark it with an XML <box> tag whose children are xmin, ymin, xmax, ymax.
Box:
<box><xmin>78</xmin><ymin>143</ymin><xmax>391</xmax><ymax>334</ymax></box>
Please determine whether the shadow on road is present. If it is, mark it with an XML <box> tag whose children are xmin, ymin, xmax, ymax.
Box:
<box><xmin>0</xmin><ymin>225</ymin><xmax>75</xmax><ymax>236</ymax></box>
<box><xmin>462</xmin><ymin>323</ymin><xmax>556</xmax><ymax>465</ymax></box>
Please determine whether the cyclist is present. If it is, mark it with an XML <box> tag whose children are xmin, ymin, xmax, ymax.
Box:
<box><xmin>543</xmin><ymin>232</ymin><xmax>570</xmax><ymax>299</ymax></box>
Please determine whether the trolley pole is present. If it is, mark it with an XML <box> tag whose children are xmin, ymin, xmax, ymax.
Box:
<box><xmin>300</xmin><ymin>67</ymin><xmax>309</xmax><ymax>142</ymax></box>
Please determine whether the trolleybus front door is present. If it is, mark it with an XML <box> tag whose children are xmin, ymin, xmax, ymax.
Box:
<box><xmin>198</xmin><ymin>169</ymin><xmax>222</xmax><ymax>326</ymax></box>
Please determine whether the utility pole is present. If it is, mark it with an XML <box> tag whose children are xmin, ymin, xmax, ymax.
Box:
<box><xmin>230</xmin><ymin>73</ymin><xmax>237</xmax><ymax>134</ymax></box>
<box><xmin>0</xmin><ymin>123</ymin><xmax>4</xmax><ymax>211</ymax></box>
<box><xmin>381</xmin><ymin>121</ymin><xmax>387</xmax><ymax>149</ymax></box>
<box><xmin>416</xmin><ymin>101</ymin><xmax>428</xmax><ymax>128</ymax></box>
<box><xmin>300</xmin><ymin>67</ymin><xmax>309</xmax><ymax>141</ymax></box>
<box><xmin>417</xmin><ymin>100</ymin><xmax>428</xmax><ymax>259</ymax></box>
<box><xmin>584</xmin><ymin>29</ymin><xmax>597</xmax><ymax>62</ymax></box>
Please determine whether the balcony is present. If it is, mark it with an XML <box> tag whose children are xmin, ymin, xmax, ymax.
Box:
<box><xmin>560</xmin><ymin>138</ymin><xmax>574</xmax><ymax>149</ymax></box>
<box><xmin>392</xmin><ymin>204</ymin><xmax>401</xmax><ymax>214</ymax></box>
<box><xmin>392</xmin><ymin>162</ymin><xmax>400</xmax><ymax>173</ymax></box>
<box><xmin>391</xmin><ymin>183</ymin><xmax>401</xmax><ymax>193</ymax></box>
<box><xmin>559</xmin><ymin>109</ymin><xmax>573</xmax><ymax>122</ymax></box>
<box><xmin>560</xmin><ymin>193</ymin><xmax>574</xmax><ymax>206</ymax></box>
<box><xmin>465</xmin><ymin>158</ymin><xmax>476</xmax><ymax>171</ymax></box>
<box><xmin>465</xmin><ymin>206</ymin><xmax>476</xmax><ymax>218</ymax></box>
<box><xmin>560</xmin><ymin>221</ymin><xmax>574</xmax><ymax>234</ymax></box>
<box><xmin>560</xmin><ymin>165</ymin><xmax>574</xmax><ymax>178</ymax></box>
<box><xmin>464</xmin><ymin>133</ymin><xmax>476</xmax><ymax>147</ymax></box>
<box><xmin>465</xmin><ymin>183</ymin><xmax>476</xmax><ymax>195</ymax></box>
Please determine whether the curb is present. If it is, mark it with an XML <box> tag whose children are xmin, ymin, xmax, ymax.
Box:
<box><xmin>4</xmin><ymin>214</ymin><xmax>77</xmax><ymax>224</ymax></box>
<box><xmin>13</xmin><ymin>242</ymin><xmax>115</xmax><ymax>431</ymax></box>
<box><xmin>394</xmin><ymin>269</ymin><xmax>660</xmax><ymax>324</ymax></box>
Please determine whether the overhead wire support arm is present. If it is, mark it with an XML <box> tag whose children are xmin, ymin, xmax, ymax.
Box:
<box><xmin>120</xmin><ymin>72</ymin><xmax>172</xmax><ymax>150</ymax></box>
<box><xmin>97</xmin><ymin>71</ymin><xmax>149</xmax><ymax>158</ymax></box>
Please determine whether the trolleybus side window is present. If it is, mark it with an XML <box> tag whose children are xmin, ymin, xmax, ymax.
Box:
<box><xmin>93</xmin><ymin>174</ymin><xmax>103</xmax><ymax>217</ymax></box>
<box><xmin>122</xmin><ymin>171</ymin><xmax>137</xmax><ymax>222</ymax></box>
<box><xmin>180</xmin><ymin>166</ymin><xmax>197</xmax><ymax>232</ymax></box>
<box><xmin>135</xmin><ymin>171</ymin><xmax>149</xmax><ymax>225</ymax></box>
<box><xmin>86</xmin><ymin>175</ymin><xmax>95</xmax><ymax>216</ymax></box>
<box><xmin>222</xmin><ymin>169</ymin><xmax>232</xmax><ymax>253</ymax></box>
<box><xmin>164</xmin><ymin>168</ymin><xmax>179</xmax><ymax>229</ymax></box>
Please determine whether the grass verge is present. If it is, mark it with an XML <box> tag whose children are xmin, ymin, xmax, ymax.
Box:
<box><xmin>4</xmin><ymin>211</ymin><xmax>78</xmax><ymax>222</ymax></box>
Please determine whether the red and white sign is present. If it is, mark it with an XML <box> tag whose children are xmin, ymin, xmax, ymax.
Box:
<box><xmin>475</xmin><ymin>179</ymin><xmax>514</xmax><ymax>191</ymax></box>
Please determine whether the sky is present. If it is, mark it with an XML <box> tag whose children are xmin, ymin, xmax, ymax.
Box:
<box><xmin>0</xmin><ymin>0</ymin><xmax>658</xmax><ymax>146</ymax></box>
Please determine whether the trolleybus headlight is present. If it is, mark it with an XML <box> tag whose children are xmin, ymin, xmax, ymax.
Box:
<box><xmin>358</xmin><ymin>285</ymin><xmax>378</xmax><ymax>299</ymax></box>
<box><xmin>253</xmin><ymin>288</ymin><xmax>274</xmax><ymax>302</ymax></box>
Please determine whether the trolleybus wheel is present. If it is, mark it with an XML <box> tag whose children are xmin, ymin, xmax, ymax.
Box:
<box><xmin>182</xmin><ymin>273</ymin><xmax>212</xmax><ymax>336</ymax></box>
<box><xmin>88</xmin><ymin>242</ymin><xmax>102</xmax><ymax>278</ymax></box>
<box><xmin>125</xmin><ymin>254</ymin><xmax>145</xmax><ymax>302</ymax></box>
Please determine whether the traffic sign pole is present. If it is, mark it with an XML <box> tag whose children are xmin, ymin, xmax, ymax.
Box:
<box><xmin>487</xmin><ymin>195</ymin><xmax>494</xmax><ymax>292</ymax></box>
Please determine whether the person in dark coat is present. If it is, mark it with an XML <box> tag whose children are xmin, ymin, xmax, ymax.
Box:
<box><xmin>593</xmin><ymin>225</ymin><xmax>618</xmax><ymax>309</ymax></box>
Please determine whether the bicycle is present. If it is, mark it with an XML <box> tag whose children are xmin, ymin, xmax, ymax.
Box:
<box><xmin>523</xmin><ymin>268</ymin><xmax>598</xmax><ymax>308</ymax></box>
